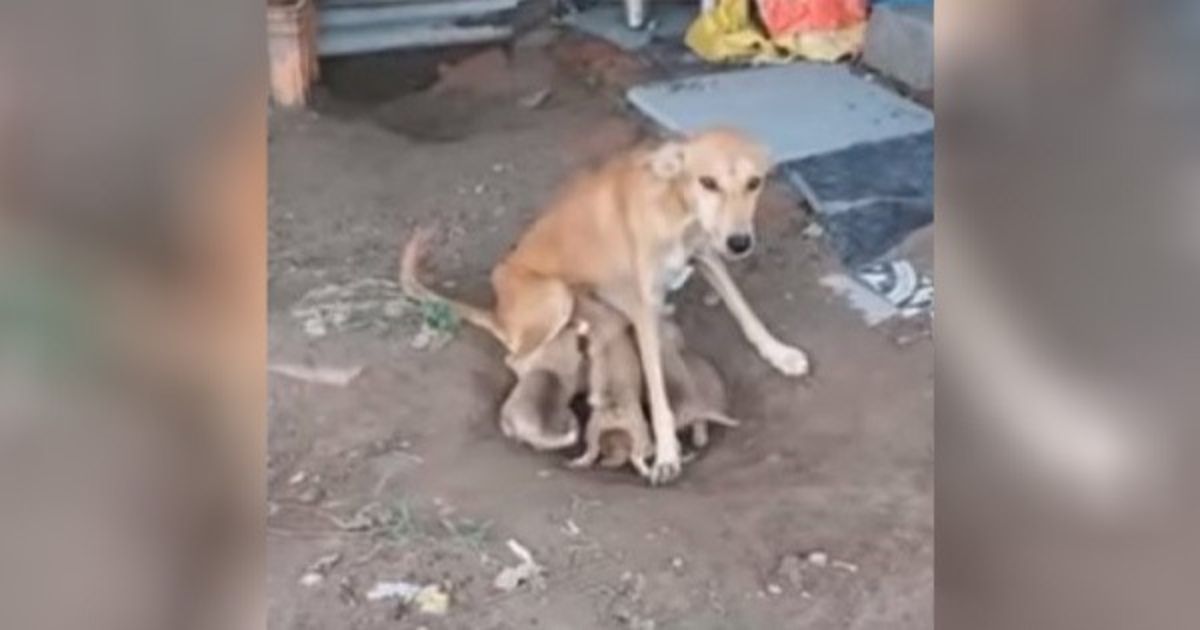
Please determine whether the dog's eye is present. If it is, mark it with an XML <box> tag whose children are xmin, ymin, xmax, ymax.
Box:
<box><xmin>746</xmin><ymin>176</ymin><xmax>762</xmax><ymax>192</ymax></box>
<box><xmin>699</xmin><ymin>176</ymin><xmax>720</xmax><ymax>192</ymax></box>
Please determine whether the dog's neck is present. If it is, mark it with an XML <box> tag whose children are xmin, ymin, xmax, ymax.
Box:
<box><xmin>651</xmin><ymin>178</ymin><xmax>700</xmax><ymax>241</ymax></box>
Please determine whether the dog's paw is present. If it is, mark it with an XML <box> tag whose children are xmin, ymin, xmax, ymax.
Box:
<box><xmin>762</xmin><ymin>343</ymin><xmax>810</xmax><ymax>377</ymax></box>
<box><xmin>648</xmin><ymin>441</ymin><xmax>683</xmax><ymax>486</ymax></box>
<box><xmin>648</xmin><ymin>459</ymin><xmax>682</xmax><ymax>485</ymax></box>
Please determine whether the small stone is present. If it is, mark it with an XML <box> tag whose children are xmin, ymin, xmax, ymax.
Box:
<box><xmin>410</xmin><ymin>328</ymin><xmax>434</xmax><ymax>350</ymax></box>
<box><xmin>776</xmin><ymin>554</ymin><xmax>804</xmax><ymax>588</ymax></box>
<box><xmin>832</xmin><ymin>559</ymin><xmax>859</xmax><ymax>573</ymax></box>
<box><xmin>671</xmin><ymin>557</ymin><xmax>684</xmax><ymax>571</ymax></box>
<box><xmin>802</xmin><ymin>222</ymin><xmax>825</xmax><ymax>239</ymax></box>
<box><xmin>519</xmin><ymin>88</ymin><xmax>553</xmax><ymax>109</ymax></box>
<box><xmin>300</xmin><ymin>572</ymin><xmax>324</xmax><ymax>587</ymax></box>
<box><xmin>303</xmin><ymin>318</ymin><xmax>327</xmax><ymax>337</ymax></box>
<box><xmin>296</xmin><ymin>485</ymin><xmax>325</xmax><ymax>505</ymax></box>
<box><xmin>807</xmin><ymin>551</ymin><xmax>829</xmax><ymax>567</ymax></box>
<box><xmin>473</xmin><ymin>183</ymin><xmax>487</xmax><ymax>195</ymax></box>
<box><xmin>766</xmin><ymin>583</ymin><xmax>783</xmax><ymax>596</ymax></box>
<box><xmin>702</xmin><ymin>292</ymin><xmax>721</xmax><ymax>307</ymax></box>
<box><xmin>288</xmin><ymin>471</ymin><xmax>307</xmax><ymax>485</ymax></box>
<box><xmin>537</xmin><ymin>469</ymin><xmax>552</xmax><ymax>479</ymax></box>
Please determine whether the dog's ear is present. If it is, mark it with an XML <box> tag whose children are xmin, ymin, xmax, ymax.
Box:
<box><xmin>647</xmin><ymin>142</ymin><xmax>685</xmax><ymax>180</ymax></box>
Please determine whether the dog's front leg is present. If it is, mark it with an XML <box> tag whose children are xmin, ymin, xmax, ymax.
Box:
<box><xmin>631</xmin><ymin>303</ymin><xmax>682</xmax><ymax>484</ymax></box>
<box><xmin>694</xmin><ymin>252</ymin><xmax>810</xmax><ymax>377</ymax></box>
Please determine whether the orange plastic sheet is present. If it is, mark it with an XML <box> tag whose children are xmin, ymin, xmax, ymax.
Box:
<box><xmin>685</xmin><ymin>0</ymin><xmax>867</xmax><ymax>64</ymax></box>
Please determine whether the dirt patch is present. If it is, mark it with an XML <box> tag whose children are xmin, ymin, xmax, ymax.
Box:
<box><xmin>551</xmin><ymin>34</ymin><xmax>650</xmax><ymax>92</ymax></box>
<box><xmin>269</xmin><ymin>32</ymin><xmax>931</xmax><ymax>630</ymax></box>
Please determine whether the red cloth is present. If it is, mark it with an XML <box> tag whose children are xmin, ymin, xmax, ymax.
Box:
<box><xmin>756</xmin><ymin>0</ymin><xmax>867</xmax><ymax>37</ymax></box>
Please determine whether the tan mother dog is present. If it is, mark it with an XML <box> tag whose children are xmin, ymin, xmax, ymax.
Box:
<box><xmin>402</xmin><ymin>128</ymin><xmax>808</xmax><ymax>484</ymax></box>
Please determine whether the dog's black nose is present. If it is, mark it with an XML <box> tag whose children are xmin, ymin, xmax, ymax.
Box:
<box><xmin>726</xmin><ymin>234</ymin><xmax>753</xmax><ymax>255</ymax></box>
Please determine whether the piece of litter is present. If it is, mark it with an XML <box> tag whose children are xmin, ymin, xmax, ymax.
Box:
<box><xmin>802</xmin><ymin>222</ymin><xmax>826</xmax><ymax>239</ymax></box>
<box><xmin>493</xmin><ymin>539</ymin><xmax>543</xmax><ymax>592</ymax></box>
<box><xmin>831</xmin><ymin>559</ymin><xmax>859</xmax><ymax>573</ymax></box>
<box><xmin>412</xmin><ymin>584</ymin><xmax>450</xmax><ymax>615</ymax></box>
<box><xmin>801</xmin><ymin>590</ymin><xmax>813</xmax><ymax>599</ymax></box>
<box><xmin>537</xmin><ymin>469</ymin><xmax>552</xmax><ymax>479</ymax></box>
<box><xmin>270</xmin><ymin>363</ymin><xmax>363</xmax><ymax>387</ymax></box>
<box><xmin>807</xmin><ymin>551</ymin><xmax>829</xmax><ymax>567</ymax></box>
<box><xmin>671</xmin><ymin>557</ymin><xmax>684</xmax><ymax>570</ymax></box>
<box><xmin>519</xmin><ymin>87</ymin><xmax>553</xmax><ymax>109</ymax></box>
<box><xmin>563</xmin><ymin>519</ymin><xmax>582</xmax><ymax>536</ymax></box>
<box><xmin>853</xmin><ymin>259</ymin><xmax>933</xmax><ymax>318</ymax></box>
<box><xmin>288</xmin><ymin>470</ymin><xmax>307</xmax><ymax>485</ymax></box>
<box><xmin>702</xmin><ymin>291</ymin><xmax>721</xmax><ymax>307</ymax></box>
<box><xmin>766</xmin><ymin>583</ymin><xmax>783</xmax><ymax>596</ymax></box>
<box><xmin>300</xmin><ymin>572</ymin><xmax>324</xmax><ymax>587</ymax></box>
<box><xmin>473</xmin><ymin>183</ymin><xmax>487</xmax><ymax>195</ymax></box>
<box><xmin>365</xmin><ymin>580</ymin><xmax>422</xmax><ymax>602</ymax></box>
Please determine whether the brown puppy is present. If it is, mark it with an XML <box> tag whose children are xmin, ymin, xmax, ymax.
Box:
<box><xmin>403</xmin><ymin>129</ymin><xmax>808</xmax><ymax>485</ymax></box>
<box><xmin>567</xmin><ymin>295</ymin><xmax>653</xmax><ymax>478</ymax></box>
<box><xmin>661</xmin><ymin>321</ymin><xmax>740</xmax><ymax>448</ymax></box>
<box><xmin>497</xmin><ymin>321</ymin><xmax>585</xmax><ymax>451</ymax></box>
<box><xmin>569</xmin><ymin>307</ymin><xmax>738</xmax><ymax>478</ymax></box>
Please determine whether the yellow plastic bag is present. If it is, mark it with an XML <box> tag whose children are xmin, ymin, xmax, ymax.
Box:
<box><xmin>684</xmin><ymin>0</ymin><xmax>865</xmax><ymax>64</ymax></box>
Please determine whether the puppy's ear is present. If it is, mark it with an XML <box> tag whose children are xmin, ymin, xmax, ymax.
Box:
<box><xmin>647</xmin><ymin>142</ymin><xmax>685</xmax><ymax>180</ymax></box>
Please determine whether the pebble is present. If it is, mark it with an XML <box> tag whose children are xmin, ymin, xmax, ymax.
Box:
<box><xmin>296</xmin><ymin>485</ymin><xmax>325</xmax><ymax>505</ymax></box>
<box><xmin>300</xmin><ymin>572</ymin><xmax>324</xmax><ymax>587</ymax></box>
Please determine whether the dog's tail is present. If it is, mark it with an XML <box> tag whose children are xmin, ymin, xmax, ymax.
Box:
<box><xmin>685</xmin><ymin>411</ymin><xmax>741</xmax><ymax>428</ymax></box>
<box><xmin>400</xmin><ymin>227</ymin><xmax>507</xmax><ymax>344</ymax></box>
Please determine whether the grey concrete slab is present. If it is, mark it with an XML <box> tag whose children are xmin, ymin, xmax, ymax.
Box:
<box><xmin>627</xmin><ymin>63</ymin><xmax>932</xmax><ymax>162</ymax></box>
<box><xmin>863</xmin><ymin>3</ymin><xmax>934</xmax><ymax>92</ymax></box>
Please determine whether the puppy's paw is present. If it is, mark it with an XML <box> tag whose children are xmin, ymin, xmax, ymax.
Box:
<box><xmin>762</xmin><ymin>343</ymin><xmax>810</xmax><ymax>377</ymax></box>
<box><xmin>566</xmin><ymin>453</ymin><xmax>596</xmax><ymax>469</ymax></box>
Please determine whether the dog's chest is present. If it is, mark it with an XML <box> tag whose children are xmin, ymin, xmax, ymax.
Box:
<box><xmin>659</xmin><ymin>243</ymin><xmax>694</xmax><ymax>294</ymax></box>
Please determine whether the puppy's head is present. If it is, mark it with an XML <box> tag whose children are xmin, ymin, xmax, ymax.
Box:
<box><xmin>649</xmin><ymin>128</ymin><xmax>770</xmax><ymax>259</ymax></box>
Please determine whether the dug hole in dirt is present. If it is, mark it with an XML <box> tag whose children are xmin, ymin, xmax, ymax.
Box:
<box><xmin>268</xmin><ymin>30</ymin><xmax>931</xmax><ymax>629</ymax></box>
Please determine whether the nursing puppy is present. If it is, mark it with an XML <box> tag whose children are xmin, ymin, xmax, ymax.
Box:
<box><xmin>661</xmin><ymin>320</ymin><xmax>740</xmax><ymax>448</ymax></box>
<box><xmin>496</xmin><ymin>320</ymin><xmax>585</xmax><ymax>452</ymax></box>
<box><xmin>569</xmin><ymin>306</ymin><xmax>739</xmax><ymax>478</ymax></box>
<box><xmin>402</xmin><ymin>129</ymin><xmax>808</xmax><ymax>485</ymax></box>
<box><xmin>567</xmin><ymin>295</ymin><xmax>653</xmax><ymax>478</ymax></box>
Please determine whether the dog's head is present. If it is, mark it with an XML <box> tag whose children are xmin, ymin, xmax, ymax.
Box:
<box><xmin>648</xmin><ymin>128</ymin><xmax>771</xmax><ymax>259</ymax></box>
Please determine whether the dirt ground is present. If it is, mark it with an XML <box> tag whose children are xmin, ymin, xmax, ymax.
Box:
<box><xmin>267</xmin><ymin>30</ymin><xmax>932</xmax><ymax>630</ymax></box>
